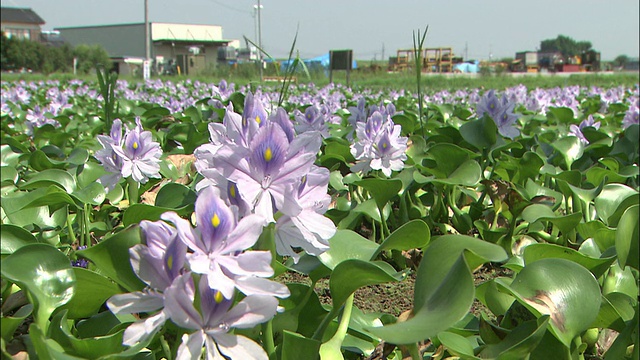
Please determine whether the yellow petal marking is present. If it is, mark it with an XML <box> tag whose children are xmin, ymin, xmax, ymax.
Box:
<box><xmin>256</xmin><ymin>115</ymin><xmax>261</xmax><ymax>124</ymax></box>
<box><xmin>211</xmin><ymin>213</ymin><xmax>220</xmax><ymax>228</ymax></box>
<box><xmin>264</xmin><ymin>147</ymin><xmax>273</xmax><ymax>162</ymax></box>
<box><xmin>167</xmin><ymin>255</ymin><xmax>173</xmax><ymax>270</ymax></box>
<box><xmin>133</xmin><ymin>141</ymin><xmax>139</xmax><ymax>149</ymax></box>
<box><xmin>229</xmin><ymin>184</ymin><xmax>236</xmax><ymax>198</ymax></box>
<box><xmin>214</xmin><ymin>290</ymin><xmax>224</xmax><ymax>303</ymax></box>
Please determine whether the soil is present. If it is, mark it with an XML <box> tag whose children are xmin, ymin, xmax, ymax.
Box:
<box><xmin>276</xmin><ymin>260</ymin><xmax>515</xmax><ymax>360</ymax></box>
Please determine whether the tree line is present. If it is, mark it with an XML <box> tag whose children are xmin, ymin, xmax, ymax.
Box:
<box><xmin>1</xmin><ymin>32</ymin><xmax>112</xmax><ymax>74</ymax></box>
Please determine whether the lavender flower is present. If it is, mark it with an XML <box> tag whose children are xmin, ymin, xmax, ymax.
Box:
<box><xmin>569</xmin><ymin>115</ymin><xmax>601</xmax><ymax>144</ymax></box>
<box><xmin>107</xmin><ymin>220</ymin><xmax>187</xmax><ymax>346</ymax></box>
<box><xmin>164</xmin><ymin>273</ymin><xmax>277</xmax><ymax>360</ymax></box>
<box><xmin>476</xmin><ymin>90</ymin><xmax>521</xmax><ymax>139</ymax></box>
<box><xmin>350</xmin><ymin>111</ymin><xmax>408</xmax><ymax>177</ymax></box>
<box><xmin>622</xmin><ymin>104</ymin><xmax>639</xmax><ymax>129</ymax></box>
<box><xmin>95</xmin><ymin>119</ymin><xmax>125</xmax><ymax>191</ymax></box>
<box><xmin>275</xmin><ymin>165</ymin><xmax>336</xmax><ymax>262</ymax></box>
<box><xmin>293</xmin><ymin>104</ymin><xmax>330</xmax><ymax>138</ymax></box>
<box><xmin>112</xmin><ymin>118</ymin><xmax>162</xmax><ymax>184</ymax></box>
<box><xmin>161</xmin><ymin>186</ymin><xmax>290</xmax><ymax>300</ymax></box>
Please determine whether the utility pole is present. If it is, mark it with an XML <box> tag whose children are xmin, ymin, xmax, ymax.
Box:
<box><xmin>464</xmin><ymin>41</ymin><xmax>468</xmax><ymax>61</ymax></box>
<box><xmin>381</xmin><ymin>43</ymin><xmax>385</xmax><ymax>64</ymax></box>
<box><xmin>257</xmin><ymin>0</ymin><xmax>263</xmax><ymax>81</ymax></box>
<box><xmin>144</xmin><ymin>0</ymin><xmax>151</xmax><ymax>79</ymax></box>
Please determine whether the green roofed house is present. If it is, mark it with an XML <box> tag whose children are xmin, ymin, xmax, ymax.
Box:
<box><xmin>55</xmin><ymin>22</ymin><xmax>233</xmax><ymax>76</ymax></box>
<box><xmin>1</xmin><ymin>7</ymin><xmax>46</xmax><ymax>42</ymax></box>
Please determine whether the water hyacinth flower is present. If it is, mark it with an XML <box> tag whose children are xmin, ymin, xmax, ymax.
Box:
<box><xmin>164</xmin><ymin>273</ymin><xmax>278</xmax><ymax>360</ymax></box>
<box><xmin>569</xmin><ymin>115</ymin><xmax>601</xmax><ymax>144</ymax></box>
<box><xmin>110</xmin><ymin>117</ymin><xmax>162</xmax><ymax>185</ymax></box>
<box><xmin>162</xmin><ymin>186</ymin><xmax>290</xmax><ymax>300</ymax></box>
<box><xmin>293</xmin><ymin>104</ymin><xmax>330</xmax><ymax>138</ymax></box>
<box><xmin>476</xmin><ymin>90</ymin><xmax>521</xmax><ymax>139</ymax></box>
<box><xmin>275</xmin><ymin>165</ymin><xmax>335</xmax><ymax>262</ymax></box>
<box><xmin>95</xmin><ymin>119</ymin><xmax>125</xmax><ymax>191</ymax></box>
<box><xmin>107</xmin><ymin>220</ymin><xmax>187</xmax><ymax>346</ymax></box>
<box><xmin>350</xmin><ymin>111</ymin><xmax>408</xmax><ymax>177</ymax></box>
<box><xmin>622</xmin><ymin>104</ymin><xmax>639</xmax><ymax>129</ymax></box>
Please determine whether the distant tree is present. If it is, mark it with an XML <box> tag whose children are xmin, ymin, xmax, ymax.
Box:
<box><xmin>73</xmin><ymin>44</ymin><xmax>112</xmax><ymax>74</ymax></box>
<box><xmin>540</xmin><ymin>35</ymin><xmax>592</xmax><ymax>58</ymax></box>
<box><xmin>613</xmin><ymin>55</ymin><xmax>629</xmax><ymax>68</ymax></box>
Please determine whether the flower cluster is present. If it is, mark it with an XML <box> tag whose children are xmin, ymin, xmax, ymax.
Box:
<box><xmin>569</xmin><ymin>115</ymin><xmax>601</xmax><ymax>144</ymax></box>
<box><xmin>194</xmin><ymin>92</ymin><xmax>336</xmax><ymax>263</ymax></box>
<box><xmin>476</xmin><ymin>89</ymin><xmax>521</xmax><ymax>139</ymax></box>
<box><xmin>350</xmin><ymin>110</ymin><xmax>408</xmax><ymax>177</ymax></box>
<box><xmin>95</xmin><ymin>118</ymin><xmax>162</xmax><ymax>191</ymax></box>
<box><xmin>107</xmin><ymin>187</ymin><xmax>287</xmax><ymax>359</ymax></box>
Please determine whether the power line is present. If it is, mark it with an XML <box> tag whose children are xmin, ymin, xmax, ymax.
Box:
<box><xmin>203</xmin><ymin>0</ymin><xmax>251</xmax><ymax>14</ymax></box>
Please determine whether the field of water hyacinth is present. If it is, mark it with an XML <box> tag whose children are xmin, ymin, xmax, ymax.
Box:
<box><xmin>0</xmin><ymin>75</ymin><xmax>638</xmax><ymax>360</ymax></box>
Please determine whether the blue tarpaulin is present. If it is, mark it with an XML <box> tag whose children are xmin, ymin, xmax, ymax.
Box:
<box><xmin>279</xmin><ymin>53</ymin><xmax>357</xmax><ymax>73</ymax></box>
<box><xmin>453</xmin><ymin>60</ymin><xmax>480</xmax><ymax>73</ymax></box>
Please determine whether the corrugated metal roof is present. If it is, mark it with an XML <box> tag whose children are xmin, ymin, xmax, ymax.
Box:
<box><xmin>1</xmin><ymin>7</ymin><xmax>45</xmax><ymax>25</ymax></box>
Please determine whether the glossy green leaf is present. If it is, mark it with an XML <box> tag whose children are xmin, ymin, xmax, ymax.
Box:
<box><xmin>591</xmin><ymin>293</ymin><xmax>636</xmax><ymax>332</ymax></box>
<box><xmin>476</xmin><ymin>278</ymin><xmax>515</xmax><ymax>317</ymax></box>
<box><xmin>76</xmin><ymin>226</ymin><xmax>145</xmax><ymax>292</ymax></box>
<box><xmin>459</xmin><ymin>116</ymin><xmax>497</xmax><ymax>150</ymax></box>
<box><xmin>365</xmin><ymin>253</ymin><xmax>474</xmax><ymax>345</ymax></box>
<box><xmin>29</xmin><ymin>323</ymin><xmax>85</xmax><ymax>360</ymax></box>
<box><xmin>0</xmin><ymin>165</ymin><xmax>19</xmax><ymax>184</ymax></box>
<box><xmin>318</xmin><ymin>230</ymin><xmax>379</xmax><ymax>270</ymax></box>
<box><xmin>495</xmin><ymin>258</ymin><xmax>601</xmax><ymax>348</ymax></box>
<box><xmin>1</xmin><ymin>303</ymin><xmax>32</xmax><ymax>341</ymax></box>
<box><xmin>154</xmin><ymin>182</ymin><xmax>197</xmax><ymax>209</ymax></box>
<box><xmin>19</xmin><ymin>185</ymin><xmax>78</xmax><ymax>212</ymax></box>
<box><xmin>523</xmin><ymin>243</ymin><xmax>616</xmax><ymax>278</ymax></box>
<box><xmin>0</xmin><ymin>224</ymin><xmax>39</xmax><ymax>254</ymax></box>
<box><xmin>615</xmin><ymin>204</ymin><xmax>639</xmax><ymax>270</ymax></box>
<box><xmin>437</xmin><ymin>331</ymin><xmax>478</xmax><ymax>359</ymax></box>
<box><xmin>48</xmin><ymin>310</ymin><xmax>130</xmax><ymax>359</ymax></box>
<box><xmin>521</xmin><ymin>204</ymin><xmax>582</xmax><ymax>235</ymax></box>
<box><xmin>122</xmin><ymin>204</ymin><xmax>171</xmax><ymax>227</ymax></box>
<box><xmin>282</xmin><ymin>330</ymin><xmax>320</xmax><ymax>360</ymax></box>
<box><xmin>29</xmin><ymin>149</ymin><xmax>67</xmax><ymax>171</ymax></box>
<box><xmin>58</xmin><ymin>267</ymin><xmax>123</xmax><ymax>319</ymax></box>
<box><xmin>602</xmin><ymin>263</ymin><xmax>638</xmax><ymax>300</ymax></box>
<box><xmin>479</xmin><ymin>316</ymin><xmax>550</xmax><ymax>360</ymax></box>
<box><xmin>550</xmin><ymin>136</ymin><xmax>584</xmax><ymax>169</ymax></box>
<box><xmin>330</xmin><ymin>259</ymin><xmax>407</xmax><ymax>310</ymax></box>
<box><xmin>20</xmin><ymin>168</ymin><xmax>76</xmax><ymax>193</ymax></box>
<box><xmin>355</xmin><ymin>178</ymin><xmax>402</xmax><ymax>211</ymax></box>
<box><xmin>1</xmin><ymin>244</ymin><xmax>75</xmax><ymax>329</ymax></box>
<box><xmin>426</xmin><ymin>143</ymin><xmax>475</xmax><ymax>178</ymax></box>
<box><xmin>371</xmin><ymin>219</ymin><xmax>430</xmax><ymax>259</ymax></box>
<box><xmin>72</xmin><ymin>182</ymin><xmax>107</xmax><ymax>206</ymax></box>
<box><xmin>594</xmin><ymin>183</ymin><xmax>638</xmax><ymax>226</ymax></box>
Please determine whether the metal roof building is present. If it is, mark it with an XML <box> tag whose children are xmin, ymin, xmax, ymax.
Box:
<box><xmin>56</xmin><ymin>22</ymin><xmax>233</xmax><ymax>76</ymax></box>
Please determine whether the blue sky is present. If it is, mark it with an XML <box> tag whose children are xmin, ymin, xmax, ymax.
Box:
<box><xmin>3</xmin><ymin>0</ymin><xmax>639</xmax><ymax>61</ymax></box>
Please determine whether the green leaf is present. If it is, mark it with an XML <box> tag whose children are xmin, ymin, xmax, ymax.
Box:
<box><xmin>437</xmin><ymin>331</ymin><xmax>478</xmax><ymax>359</ymax></box>
<box><xmin>459</xmin><ymin>116</ymin><xmax>497</xmax><ymax>150</ymax></box>
<box><xmin>594</xmin><ymin>183</ymin><xmax>638</xmax><ymax>227</ymax></box>
<box><xmin>19</xmin><ymin>185</ymin><xmax>78</xmax><ymax>212</ymax></box>
<box><xmin>281</xmin><ymin>331</ymin><xmax>320</xmax><ymax>360</ymax></box>
<box><xmin>29</xmin><ymin>150</ymin><xmax>67</xmax><ymax>171</ymax></box>
<box><xmin>1</xmin><ymin>244</ymin><xmax>75</xmax><ymax>330</ymax></box>
<box><xmin>354</xmin><ymin>178</ymin><xmax>403</xmax><ymax>211</ymax></box>
<box><xmin>329</xmin><ymin>259</ymin><xmax>407</xmax><ymax>310</ymax></box>
<box><xmin>365</xmin><ymin>253</ymin><xmax>474</xmax><ymax>345</ymax></box>
<box><xmin>426</xmin><ymin>143</ymin><xmax>476</xmax><ymax>178</ymax></box>
<box><xmin>591</xmin><ymin>293</ymin><xmax>636</xmax><ymax>332</ymax></box>
<box><xmin>0</xmin><ymin>224</ymin><xmax>40</xmax><ymax>255</ymax></box>
<box><xmin>58</xmin><ymin>267</ymin><xmax>123</xmax><ymax>319</ymax></box>
<box><xmin>371</xmin><ymin>219</ymin><xmax>430</xmax><ymax>259</ymax></box>
<box><xmin>0</xmin><ymin>165</ymin><xmax>18</xmax><ymax>184</ymax></box>
<box><xmin>318</xmin><ymin>230</ymin><xmax>379</xmax><ymax>270</ymax></box>
<box><xmin>476</xmin><ymin>278</ymin><xmax>515</xmax><ymax>317</ymax></box>
<box><xmin>415</xmin><ymin>159</ymin><xmax>482</xmax><ymax>186</ymax></box>
<box><xmin>72</xmin><ymin>182</ymin><xmax>107</xmax><ymax>206</ymax></box>
<box><xmin>523</xmin><ymin>243</ymin><xmax>616</xmax><ymax>278</ymax></box>
<box><xmin>479</xmin><ymin>316</ymin><xmax>550</xmax><ymax>359</ymax></box>
<box><xmin>76</xmin><ymin>226</ymin><xmax>145</xmax><ymax>292</ymax></box>
<box><xmin>20</xmin><ymin>168</ymin><xmax>77</xmax><ymax>193</ymax></box>
<box><xmin>48</xmin><ymin>310</ymin><xmax>129</xmax><ymax>359</ymax></box>
<box><xmin>495</xmin><ymin>258</ymin><xmax>601</xmax><ymax>348</ymax></box>
<box><xmin>122</xmin><ymin>204</ymin><xmax>171</xmax><ymax>226</ymax></box>
<box><xmin>1</xmin><ymin>304</ymin><xmax>33</xmax><ymax>342</ymax></box>
<box><xmin>550</xmin><ymin>136</ymin><xmax>584</xmax><ymax>169</ymax></box>
<box><xmin>154</xmin><ymin>182</ymin><xmax>197</xmax><ymax>209</ymax></box>
<box><xmin>615</xmin><ymin>204</ymin><xmax>639</xmax><ymax>270</ymax></box>
<box><xmin>521</xmin><ymin>204</ymin><xmax>582</xmax><ymax>235</ymax></box>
